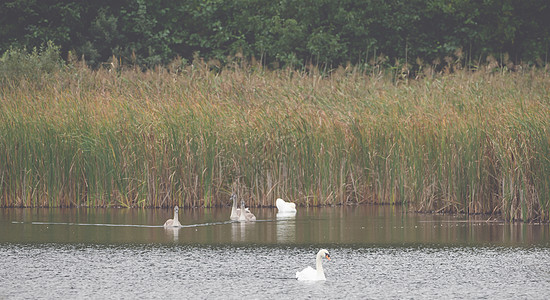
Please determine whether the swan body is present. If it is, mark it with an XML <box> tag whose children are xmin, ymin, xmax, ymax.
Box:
<box><xmin>276</xmin><ymin>211</ymin><xmax>296</xmax><ymax>219</ymax></box>
<box><xmin>296</xmin><ymin>249</ymin><xmax>331</xmax><ymax>281</ymax></box>
<box><xmin>163</xmin><ymin>206</ymin><xmax>182</xmax><ymax>228</ymax></box>
<box><xmin>238</xmin><ymin>200</ymin><xmax>256</xmax><ymax>222</ymax></box>
<box><xmin>276</xmin><ymin>198</ymin><xmax>297</xmax><ymax>213</ymax></box>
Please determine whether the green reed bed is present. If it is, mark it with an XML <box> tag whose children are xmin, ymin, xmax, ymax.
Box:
<box><xmin>0</xmin><ymin>61</ymin><xmax>549</xmax><ymax>221</ymax></box>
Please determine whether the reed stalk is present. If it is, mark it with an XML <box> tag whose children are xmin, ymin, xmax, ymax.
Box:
<box><xmin>1</xmin><ymin>59</ymin><xmax>549</xmax><ymax>221</ymax></box>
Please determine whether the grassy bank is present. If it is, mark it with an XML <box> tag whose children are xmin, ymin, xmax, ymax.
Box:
<box><xmin>1</xmin><ymin>60</ymin><xmax>549</xmax><ymax>221</ymax></box>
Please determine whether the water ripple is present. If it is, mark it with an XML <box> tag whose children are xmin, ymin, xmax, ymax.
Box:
<box><xmin>2</xmin><ymin>244</ymin><xmax>549</xmax><ymax>299</ymax></box>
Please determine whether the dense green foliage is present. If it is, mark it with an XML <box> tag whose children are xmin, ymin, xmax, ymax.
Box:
<box><xmin>1</xmin><ymin>0</ymin><xmax>549</xmax><ymax>69</ymax></box>
<box><xmin>0</xmin><ymin>41</ymin><xmax>64</xmax><ymax>82</ymax></box>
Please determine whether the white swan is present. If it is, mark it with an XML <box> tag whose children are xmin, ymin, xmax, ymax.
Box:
<box><xmin>276</xmin><ymin>198</ymin><xmax>297</xmax><ymax>213</ymax></box>
<box><xmin>238</xmin><ymin>200</ymin><xmax>256</xmax><ymax>222</ymax></box>
<box><xmin>230</xmin><ymin>194</ymin><xmax>240</xmax><ymax>220</ymax></box>
<box><xmin>163</xmin><ymin>206</ymin><xmax>182</xmax><ymax>228</ymax></box>
<box><xmin>296</xmin><ymin>249</ymin><xmax>331</xmax><ymax>281</ymax></box>
<box><xmin>276</xmin><ymin>211</ymin><xmax>296</xmax><ymax>219</ymax></box>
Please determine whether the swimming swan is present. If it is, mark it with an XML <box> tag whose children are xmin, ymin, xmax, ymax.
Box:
<box><xmin>296</xmin><ymin>249</ymin><xmax>331</xmax><ymax>281</ymax></box>
<box><xmin>163</xmin><ymin>206</ymin><xmax>182</xmax><ymax>228</ymax></box>
<box><xmin>238</xmin><ymin>200</ymin><xmax>256</xmax><ymax>222</ymax></box>
<box><xmin>230</xmin><ymin>194</ymin><xmax>240</xmax><ymax>220</ymax></box>
<box><xmin>230</xmin><ymin>194</ymin><xmax>251</xmax><ymax>220</ymax></box>
<box><xmin>276</xmin><ymin>198</ymin><xmax>297</xmax><ymax>213</ymax></box>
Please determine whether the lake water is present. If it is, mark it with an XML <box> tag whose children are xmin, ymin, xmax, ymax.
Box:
<box><xmin>1</xmin><ymin>205</ymin><xmax>550</xmax><ymax>299</ymax></box>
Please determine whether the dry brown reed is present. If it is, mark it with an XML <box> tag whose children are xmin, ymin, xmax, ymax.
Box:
<box><xmin>1</xmin><ymin>59</ymin><xmax>549</xmax><ymax>222</ymax></box>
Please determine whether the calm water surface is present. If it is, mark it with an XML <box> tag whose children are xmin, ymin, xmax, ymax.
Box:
<box><xmin>1</xmin><ymin>205</ymin><xmax>549</xmax><ymax>299</ymax></box>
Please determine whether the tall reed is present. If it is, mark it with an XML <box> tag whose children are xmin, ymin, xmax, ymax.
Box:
<box><xmin>1</xmin><ymin>59</ymin><xmax>549</xmax><ymax>221</ymax></box>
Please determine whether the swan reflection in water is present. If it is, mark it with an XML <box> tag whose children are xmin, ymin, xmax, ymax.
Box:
<box><xmin>231</xmin><ymin>219</ymin><xmax>250</xmax><ymax>242</ymax></box>
<box><xmin>276</xmin><ymin>210</ymin><xmax>296</xmax><ymax>243</ymax></box>
<box><xmin>163</xmin><ymin>226</ymin><xmax>180</xmax><ymax>241</ymax></box>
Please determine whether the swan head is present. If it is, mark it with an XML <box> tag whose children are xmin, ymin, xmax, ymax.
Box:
<box><xmin>319</xmin><ymin>249</ymin><xmax>331</xmax><ymax>260</ymax></box>
<box><xmin>174</xmin><ymin>206</ymin><xmax>179</xmax><ymax>212</ymax></box>
<box><xmin>230</xmin><ymin>194</ymin><xmax>236</xmax><ymax>202</ymax></box>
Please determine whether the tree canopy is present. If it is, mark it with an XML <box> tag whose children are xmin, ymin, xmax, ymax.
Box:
<box><xmin>1</xmin><ymin>0</ymin><xmax>549</xmax><ymax>69</ymax></box>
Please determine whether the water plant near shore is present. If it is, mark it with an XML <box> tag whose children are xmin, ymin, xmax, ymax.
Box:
<box><xmin>1</xmin><ymin>58</ymin><xmax>549</xmax><ymax>222</ymax></box>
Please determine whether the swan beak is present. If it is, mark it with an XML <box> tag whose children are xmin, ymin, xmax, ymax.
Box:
<box><xmin>326</xmin><ymin>254</ymin><xmax>331</xmax><ymax>260</ymax></box>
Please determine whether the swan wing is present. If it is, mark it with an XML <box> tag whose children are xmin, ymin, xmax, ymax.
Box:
<box><xmin>287</xmin><ymin>202</ymin><xmax>297</xmax><ymax>212</ymax></box>
<box><xmin>296</xmin><ymin>266</ymin><xmax>321</xmax><ymax>281</ymax></box>
<box><xmin>276</xmin><ymin>198</ymin><xmax>285</xmax><ymax>211</ymax></box>
<box><xmin>277</xmin><ymin>198</ymin><xmax>297</xmax><ymax>213</ymax></box>
<box><xmin>163</xmin><ymin>219</ymin><xmax>173</xmax><ymax>227</ymax></box>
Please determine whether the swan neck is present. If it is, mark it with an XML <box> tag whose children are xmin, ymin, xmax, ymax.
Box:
<box><xmin>173</xmin><ymin>209</ymin><xmax>179</xmax><ymax>223</ymax></box>
<box><xmin>316</xmin><ymin>253</ymin><xmax>324</xmax><ymax>275</ymax></box>
<box><xmin>230</xmin><ymin>198</ymin><xmax>237</xmax><ymax>217</ymax></box>
<box><xmin>239</xmin><ymin>202</ymin><xmax>246</xmax><ymax>221</ymax></box>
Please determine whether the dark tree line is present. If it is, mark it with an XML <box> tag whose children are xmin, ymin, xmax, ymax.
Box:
<box><xmin>1</xmin><ymin>0</ymin><xmax>549</xmax><ymax>69</ymax></box>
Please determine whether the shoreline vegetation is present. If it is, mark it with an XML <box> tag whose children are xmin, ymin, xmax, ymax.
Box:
<box><xmin>1</xmin><ymin>49</ymin><xmax>549</xmax><ymax>222</ymax></box>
